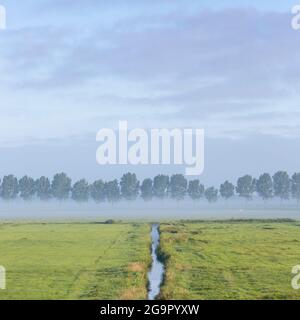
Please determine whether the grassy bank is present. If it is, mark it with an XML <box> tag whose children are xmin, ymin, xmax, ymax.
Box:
<box><xmin>159</xmin><ymin>220</ymin><xmax>300</xmax><ymax>300</ymax></box>
<box><xmin>0</xmin><ymin>222</ymin><xmax>151</xmax><ymax>300</ymax></box>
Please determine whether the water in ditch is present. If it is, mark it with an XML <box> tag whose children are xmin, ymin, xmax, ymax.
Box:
<box><xmin>148</xmin><ymin>224</ymin><xmax>165</xmax><ymax>300</ymax></box>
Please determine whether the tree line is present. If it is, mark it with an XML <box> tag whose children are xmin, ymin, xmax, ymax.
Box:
<box><xmin>0</xmin><ymin>171</ymin><xmax>299</xmax><ymax>204</ymax></box>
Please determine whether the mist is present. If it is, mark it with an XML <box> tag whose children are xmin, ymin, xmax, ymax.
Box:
<box><xmin>0</xmin><ymin>198</ymin><xmax>298</xmax><ymax>221</ymax></box>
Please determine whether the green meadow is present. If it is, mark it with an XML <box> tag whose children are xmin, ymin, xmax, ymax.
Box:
<box><xmin>0</xmin><ymin>222</ymin><xmax>150</xmax><ymax>300</ymax></box>
<box><xmin>159</xmin><ymin>220</ymin><xmax>300</xmax><ymax>300</ymax></box>
<box><xmin>1</xmin><ymin>219</ymin><xmax>300</xmax><ymax>300</ymax></box>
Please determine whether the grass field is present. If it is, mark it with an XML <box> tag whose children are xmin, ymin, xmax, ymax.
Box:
<box><xmin>0</xmin><ymin>222</ymin><xmax>151</xmax><ymax>300</ymax></box>
<box><xmin>1</xmin><ymin>219</ymin><xmax>300</xmax><ymax>300</ymax></box>
<box><xmin>159</xmin><ymin>220</ymin><xmax>300</xmax><ymax>300</ymax></box>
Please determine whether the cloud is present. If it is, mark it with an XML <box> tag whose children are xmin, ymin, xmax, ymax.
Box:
<box><xmin>0</xmin><ymin>6</ymin><xmax>299</xmax><ymax>144</ymax></box>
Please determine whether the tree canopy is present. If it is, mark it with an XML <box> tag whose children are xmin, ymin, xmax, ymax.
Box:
<box><xmin>0</xmin><ymin>171</ymin><xmax>299</xmax><ymax>205</ymax></box>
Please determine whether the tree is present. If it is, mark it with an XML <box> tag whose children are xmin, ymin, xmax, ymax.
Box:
<box><xmin>220</xmin><ymin>181</ymin><xmax>235</xmax><ymax>200</ymax></box>
<box><xmin>1</xmin><ymin>175</ymin><xmax>18</xmax><ymax>200</ymax></box>
<box><xmin>188</xmin><ymin>180</ymin><xmax>204</xmax><ymax>201</ymax></box>
<box><xmin>236</xmin><ymin>175</ymin><xmax>255</xmax><ymax>200</ymax></box>
<box><xmin>120</xmin><ymin>173</ymin><xmax>140</xmax><ymax>201</ymax></box>
<box><xmin>72</xmin><ymin>179</ymin><xmax>89</xmax><ymax>202</ymax></box>
<box><xmin>140</xmin><ymin>178</ymin><xmax>153</xmax><ymax>201</ymax></box>
<box><xmin>35</xmin><ymin>176</ymin><xmax>51</xmax><ymax>200</ymax></box>
<box><xmin>153</xmin><ymin>175</ymin><xmax>169</xmax><ymax>200</ymax></box>
<box><xmin>19</xmin><ymin>176</ymin><xmax>36</xmax><ymax>200</ymax></box>
<box><xmin>169</xmin><ymin>174</ymin><xmax>187</xmax><ymax>201</ymax></box>
<box><xmin>205</xmin><ymin>187</ymin><xmax>218</xmax><ymax>203</ymax></box>
<box><xmin>51</xmin><ymin>172</ymin><xmax>72</xmax><ymax>200</ymax></box>
<box><xmin>90</xmin><ymin>179</ymin><xmax>106</xmax><ymax>203</ymax></box>
<box><xmin>105</xmin><ymin>180</ymin><xmax>120</xmax><ymax>204</ymax></box>
<box><xmin>273</xmin><ymin>171</ymin><xmax>290</xmax><ymax>200</ymax></box>
<box><xmin>291</xmin><ymin>173</ymin><xmax>300</xmax><ymax>203</ymax></box>
<box><xmin>256</xmin><ymin>173</ymin><xmax>273</xmax><ymax>201</ymax></box>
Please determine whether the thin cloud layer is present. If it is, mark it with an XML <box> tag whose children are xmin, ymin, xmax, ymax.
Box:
<box><xmin>0</xmin><ymin>3</ymin><xmax>299</xmax><ymax>145</ymax></box>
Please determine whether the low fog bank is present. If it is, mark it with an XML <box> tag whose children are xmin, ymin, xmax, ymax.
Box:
<box><xmin>0</xmin><ymin>199</ymin><xmax>299</xmax><ymax>221</ymax></box>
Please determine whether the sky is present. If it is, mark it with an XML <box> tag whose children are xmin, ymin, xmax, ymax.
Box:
<box><xmin>0</xmin><ymin>0</ymin><xmax>299</xmax><ymax>185</ymax></box>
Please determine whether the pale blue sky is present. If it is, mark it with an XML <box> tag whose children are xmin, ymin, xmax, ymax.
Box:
<box><xmin>1</xmin><ymin>1</ymin><xmax>298</xmax><ymax>30</ymax></box>
<box><xmin>0</xmin><ymin>0</ymin><xmax>299</xmax><ymax>183</ymax></box>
